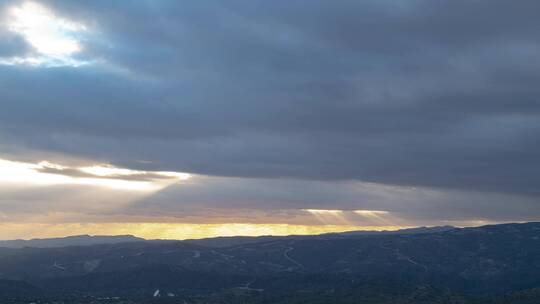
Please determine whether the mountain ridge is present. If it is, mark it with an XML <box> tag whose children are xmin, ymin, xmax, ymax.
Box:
<box><xmin>0</xmin><ymin>234</ymin><xmax>144</xmax><ymax>249</ymax></box>
<box><xmin>0</xmin><ymin>222</ymin><xmax>539</xmax><ymax>303</ymax></box>
<box><xmin>0</xmin><ymin>225</ymin><xmax>457</xmax><ymax>249</ymax></box>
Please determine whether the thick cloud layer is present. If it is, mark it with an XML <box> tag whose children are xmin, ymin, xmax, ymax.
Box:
<box><xmin>0</xmin><ymin>0</ymin><xmax>539</xmax><ymax>230</ymax></box>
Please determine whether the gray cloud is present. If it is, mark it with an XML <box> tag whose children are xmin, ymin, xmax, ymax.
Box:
<box><xmin>0</xmin><ymin>31</ymin><xmax>28</xmax><ymax>57</ymax></box>
<box><xmin>127</xmin><ymin>176</ymin><xmax>540</xmax><ymax>223</ymax></box>
<box><xmin>1</xmin><ymin>174</ymin><xmax>538</xmax><ymax>226</ymax></box>
<box><xmin>0</xmin><ymin>0</ymin><xmax>539</xmax><ymax>224</ymax></box>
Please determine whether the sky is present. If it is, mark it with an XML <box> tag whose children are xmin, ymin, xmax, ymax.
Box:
<box><xmin>1</xmin><ymin>0</ymin><xmax>539</xmax><ymax>240</ymax></box>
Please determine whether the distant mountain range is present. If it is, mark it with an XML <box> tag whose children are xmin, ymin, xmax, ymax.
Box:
<box><xmin>183</xmin><ymin>225</ymin><xmax>456</xmax><ymax>247</ymax></box>
<box><xmin>0</xmin><ymin>234</ymin><xmax>144</xmax><ymax>248</ymax></box>
<box><xmin>0</xmin><ymin>225</ymin><xmax>456</xmax><ymax>249</ymax></box>
<box><xmin>1</xmin><ymin>222</ymin><xmax>539</xmax><ymax>303</ymax></box>
<box><xmin>333</xmin><ymin>225</ymin><xmax>456</xmax><ymax>236</ymax></box>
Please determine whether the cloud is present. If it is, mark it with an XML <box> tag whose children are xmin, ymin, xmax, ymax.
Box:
<box><xmin>0</xmin><ymin>0</ymin><xmax>539</xmax><ymax>229</ymax></box>
<box><xmin>0</xmin><ymin>30</ymin><xmax>29</xmax><ymax>56</ymax></box>
<box><xmin>1</xmin><ymin>162</ymin><xmax>537</xmax><ymax>231</ymax></box>
<box><xmin>0</xmin><ymin>158</ymin><xmax>189</xmax><ymax>190</ymax></box>
<box><xmin>125</xmin><ymin>176</ymin><xmax>540</xmax><ymax>223</ymax></box>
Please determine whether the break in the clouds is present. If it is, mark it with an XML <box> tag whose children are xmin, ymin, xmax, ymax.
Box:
<box><xmin>1</xmin><ymin>0</ymin><xmax>539</xmax><ymax>237</ymax></box>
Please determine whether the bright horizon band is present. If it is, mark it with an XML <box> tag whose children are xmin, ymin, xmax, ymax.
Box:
<box><xmin>0</xmin><ymin>223</ymin><xmax>409</xmax><ymax>240</ymax></box>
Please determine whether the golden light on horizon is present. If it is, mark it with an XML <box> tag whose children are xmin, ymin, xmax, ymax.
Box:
<box><xmin>0</xmin><ymin>222</ymin><xmax>409</xmax><ymax>241</ymax></box>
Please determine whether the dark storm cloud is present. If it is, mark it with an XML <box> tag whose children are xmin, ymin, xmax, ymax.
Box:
<box><xmin>1</xmin><ymin>0</ymin><xmax>540</xmax><ymax>197</ymax></box>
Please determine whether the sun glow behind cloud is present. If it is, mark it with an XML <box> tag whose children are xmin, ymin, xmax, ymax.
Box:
<box><xmin>79</xmin><ymin>165</ymin><xmax>191</xmax><ymax>180</ymax></box>
<box><xmin>0</xmin><ymin>158</ymin><xmax>189</xmax><ymax>191</ymax></box>
<box><xmin>79</xmin><ymin>165</ymin><xmax>148</xmax><ymax>177</ymax></box>
<box><xmin>2</xmin><ymin>1</ymin><xmax>88</xmax><ymax>67</ymax></box>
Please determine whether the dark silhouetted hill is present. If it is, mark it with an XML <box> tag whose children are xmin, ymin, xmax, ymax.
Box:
<box><xmin>0</xmin><ymin>234</ymin><xmax>144</xmax><ymax>249</ymax></box>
